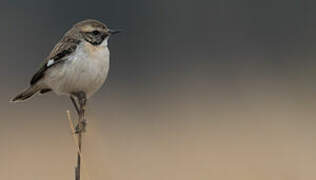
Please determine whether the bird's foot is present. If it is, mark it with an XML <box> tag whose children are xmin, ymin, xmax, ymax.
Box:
<box><xmin>74</xmin><ymin>119</ymin><xmax>88</xmax><ymax>134</ymax></box>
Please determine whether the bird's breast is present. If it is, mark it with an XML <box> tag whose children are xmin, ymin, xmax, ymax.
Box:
<box><xmin>72</xmin><ymin>41</ymin><xmax>110</xmax><ymax>77</ymax></box>
<box><xmin>46</xmin><ymin>41</ymin><xmax>110</xmax><ymax>97</ymax></box>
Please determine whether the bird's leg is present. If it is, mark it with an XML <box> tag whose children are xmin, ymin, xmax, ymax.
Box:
<box><xmin>74</xmin><ymin>91</ymin><xmax>87</xmax><ymax>134</ymax></box>
<box><xmin>70</xmin><ymin>96</ymin><xmax>80</xmax><ymax>115</ymax></box>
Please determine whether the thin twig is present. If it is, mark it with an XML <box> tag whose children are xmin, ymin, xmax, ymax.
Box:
<box><xmin>66</xmin><ymin>110</ymin><xmax>91</xmax><ymax>180</ymax></box>
<box><xmin>76</xmin><ymin>124</ymin><xmax>82</xmax><ymax>180</ymax></box>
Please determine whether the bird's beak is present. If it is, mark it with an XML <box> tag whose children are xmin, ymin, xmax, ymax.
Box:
<box><xmin>109</xmin><ymin>29</ymin><xmax>121</xmax><ymax>35</ymax></box>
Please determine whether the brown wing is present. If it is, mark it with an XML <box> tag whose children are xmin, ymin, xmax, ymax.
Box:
<box><xmin>30</xmin><ymin>36</ymin><xmax>81</xmax><ymax>85</ymax></box>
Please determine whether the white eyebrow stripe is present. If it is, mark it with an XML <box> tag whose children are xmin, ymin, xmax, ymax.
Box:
<box><xmin>46</xmin><ymin>59</ymin><xmax>55</xmax><ymax>67</ymax></box>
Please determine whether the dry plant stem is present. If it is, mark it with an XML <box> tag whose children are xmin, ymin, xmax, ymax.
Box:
<box><xmin>66</xmin><ymin>110</ymin><xmax>91</xmax><ymax>180</ymax></box>
<box><xmin>75</xmin><ymin>94</ymin><xmax>86</xmax><ymax>180</ymax></box>
<box><xmin>76</xmin><ymin>112</ymin><xmax>83</xmax><ymax>180</ymax></box>
<box><xmin>76</xmin><ymin>133</ymin><xmax>82</xmax><ymax>180</ymax></box>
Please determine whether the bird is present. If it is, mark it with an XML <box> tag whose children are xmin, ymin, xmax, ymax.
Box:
<box><xmin>11</xmin><ymin>19</ymin><xmax>121</xmax><ymax>132</ymax></box>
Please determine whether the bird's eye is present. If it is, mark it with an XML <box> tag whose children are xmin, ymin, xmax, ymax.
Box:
<box><xmin>92</xmin><ymin>30</ymin><xmax>100</xmax><ymax>35</ymax></box>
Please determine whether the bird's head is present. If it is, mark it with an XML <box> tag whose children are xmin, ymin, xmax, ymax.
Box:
<box><xmin>68</xmin><ymin>19</ymin><xmax>121</xmax><ymax>46</ymax></box>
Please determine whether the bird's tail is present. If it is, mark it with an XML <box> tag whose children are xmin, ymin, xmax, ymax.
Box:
<box><xmin>10</xmin><ymin>85</ymin><xmax>41</xmax><ymax>102</ymax></box>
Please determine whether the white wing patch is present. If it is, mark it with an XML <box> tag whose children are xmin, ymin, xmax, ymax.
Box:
<box><xmin>46</xmin><ymin>59</ymin><xmax>55</xmax><ymax>67</ymax></box>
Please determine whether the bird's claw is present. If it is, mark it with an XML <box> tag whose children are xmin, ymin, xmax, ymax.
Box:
<box><xmin>74</xmin><ymin>119</ymin><xmax>88</xmax><ymax>134</ymax></box>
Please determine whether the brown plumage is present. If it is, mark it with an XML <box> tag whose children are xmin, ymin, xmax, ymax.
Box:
<box><xmin>11</xmin><ymin>19</ymin><xmax>119</xmax><ymax>102</ymax></box>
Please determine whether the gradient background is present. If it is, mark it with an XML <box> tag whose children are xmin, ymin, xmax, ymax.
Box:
<box><xmin>1</xmin><ymin>0</ymin><xmax>316</xmax><ymax>179</ymax></box>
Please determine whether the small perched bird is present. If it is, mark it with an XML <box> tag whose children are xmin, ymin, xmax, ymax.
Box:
<box><xmin>11</xmin><ymin>19</ymin><xmax>120</xmax><ymax>132</ymax></box>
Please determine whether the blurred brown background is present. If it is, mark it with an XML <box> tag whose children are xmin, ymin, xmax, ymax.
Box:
<box><xmin>1</xmin><ymin>0</ymin><xmax>316</xmax><ymax>179</ymax></box>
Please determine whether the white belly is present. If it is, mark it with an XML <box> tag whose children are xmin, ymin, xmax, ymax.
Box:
<box><xmin>44</xmin><ymin>41</ymin><xmax>110</xmax><ymax>98</ymax></box>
